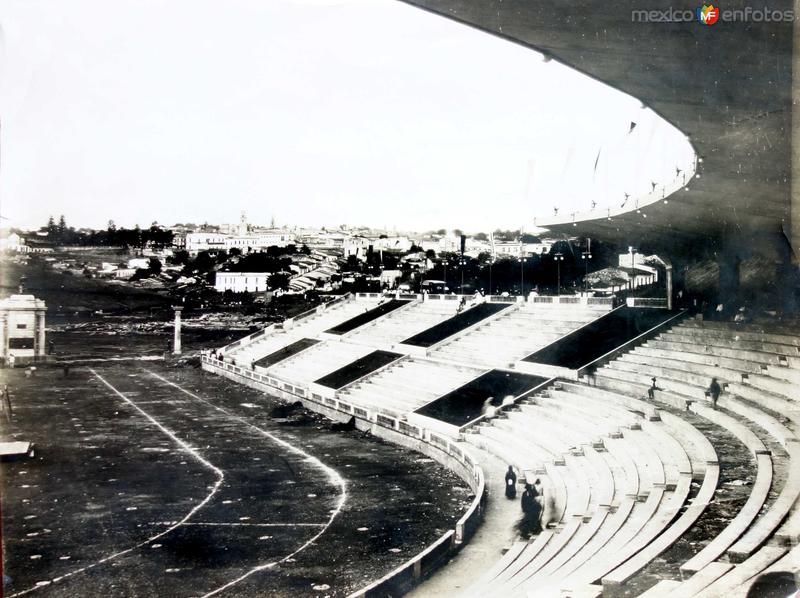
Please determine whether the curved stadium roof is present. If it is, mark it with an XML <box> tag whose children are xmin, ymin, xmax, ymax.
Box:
<box><xmin>403</xmin><ymin>0</ymin><xmax>795</xmax><ymax>260</ymax></box>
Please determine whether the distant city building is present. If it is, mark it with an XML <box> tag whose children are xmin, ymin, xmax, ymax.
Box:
<box><xmin>214</xmin><ymin>272</ymin><xmax>271</xmax><ymax>293</ymax></box>
<box><xmin>186</xmin><ymin>230</ymin><xmax>294</xmax><ymax>255</ymax></box>
<box><xmin>493</xmin><ymin>241</ymin><xmax>553</xmax><ymax>257</ymax></box>
<box><xmin>0</xmin><ymin>232</ymin><xmax>30</xmax><ymax>253</ymax></box>
<box><xmin>0</xmin><ymin>294</ymin><xmax>47</xmax><ymax>366</ymax></box>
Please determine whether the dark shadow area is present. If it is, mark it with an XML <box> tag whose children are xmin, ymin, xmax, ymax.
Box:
<box><xmin>401</xmin><ymin>302</ymin><xmax>510</xmax><ymax>347</ymax></box>
<box><xmin>522</xmin><ymin>307</ymin><xmax>678</xmax><ymax>369</ymax></box>
<box><xmin>314</xmin><ymin>350</ymin><xmax>403</xmax><ymax>389</ymax></box>
<box><xmin>254</xmin><ymin>338</ymin><xmax>319</xmax><ymax>368</ymax></box>
<box><xmin>325</xmin><ymin>300</ymin><xmax>410</xmax><ymax>335</ymax></box>
<box><xmin>414</xmin><ymin>370</ymin><xmax>548</xmax><ymax>426</ymax></box>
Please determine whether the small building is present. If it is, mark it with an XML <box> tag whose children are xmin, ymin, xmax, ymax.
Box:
<box><xmin>379</xmin><ymin>269</ymin><xmax>403</xmax><ymax>288</ymax></box>
<box><xmin>0</xmin><ymin>294</ymin><xmax>47</xmax><ymax>366</ymax></box>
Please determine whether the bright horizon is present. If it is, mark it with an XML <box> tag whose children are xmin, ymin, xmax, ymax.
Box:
<box><xmin>0</xmin><ymin>0</ymin><xmax>692</xmax><ymax>232</ymax></box>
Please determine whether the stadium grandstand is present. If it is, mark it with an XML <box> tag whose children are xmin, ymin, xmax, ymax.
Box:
<box><xmin>203</xmin><ymin>1</ymin><xmax>800</xmax><ymax>597</ymax></box>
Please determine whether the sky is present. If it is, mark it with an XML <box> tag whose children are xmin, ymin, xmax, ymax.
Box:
<box><xmin>0</xmin><ymin>0</ymin><xmax>694</xmax><ymax>232</ymax></box>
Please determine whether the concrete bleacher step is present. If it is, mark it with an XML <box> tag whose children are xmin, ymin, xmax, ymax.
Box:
<box><xmin>527</xmin><ymin>508</ymin><xmax>611</xmax><ymax>583</ymax></box>
<box><xmin>488</xmin><ymin>530</ymin><xmax>555</xmax><ymax>589</ymax></box>
<box><xmin>537</xmin><ymin>497</ymin><xmax>636</xmax><ymax>584</ymax></box>
<box><xmin>562</xmin><ymin>487</ymin><xmax>667</xmax><ymax>587</ymax></box>
<box><xmin>637</xmin><ymin>579</ymin><xmax>682</xmax><ymax>597</ymax></box>
<box><xmin>635</xmin><ymin>344</ymin><xmax>766</xmax><ymax>374</ymax></box>
<box><xmin>680</xmin><ymin>405</ymin><xmax>772</xmax><ymax>575</ymax></box>
<box><xmin>693</xmin><ymin>545</ymin><xmax>789</xmax><ymax>598</ymax></box>
<box><xmin>676</xmin><ymin>321</ymin><xmax>800</xmax><ymax>347</ymax></box>
<box><xmin>503</xmin><ymin>518</ymin><xmax>585</xmax><ymax>591</ymax></box>
<box><xmin>659</xmin><ymin>330</ymin><xmax>800</xmax><ymax>358</ymax></box>
<box><xmin>741</xmin><ymin>373</ymin><xmax>796</xmax><ymax>400</ymax></box>
<box><xmin>647</xmin><ymin>338</ymin><xmax>797</xmax><ymax>368</ymax></box>
<box><xmin>470</xmin><ymin>540</ymin><xmax>528</xmax><ymax>589</ymax></box>
<box><xmin>735</xmin><ymin>543</ymin><xmax>800</xmax><ymax>597</ymax></box>
<box><xmin>620</xmin><ymin>351</ymin><xmax>746</xmax><ymax>384</ymax></box>
<box><xmin>600</xmin><ymin>470</ymin><xmax>703</xmax><ymax>590</ymax></box>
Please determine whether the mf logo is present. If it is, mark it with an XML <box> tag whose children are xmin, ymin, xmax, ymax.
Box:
<box><xmin>697</xmin><ymin>4</ymin><xmax>720</xmax><ymax>24</ymax></box>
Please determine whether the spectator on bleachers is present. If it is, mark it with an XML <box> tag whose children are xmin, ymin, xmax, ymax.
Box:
<box><xmin>520</xmin><ymin>482</ymin><xmax>542</xmax><ymax>537</ymax></box>
<box><xmin>706</xmin><ymin>377</ymin><xmax>722</xmax><ymax>410</ymax></box>
<box><xmin>481</xmin><ymin>397</ymin><xmax>497</xmax><ymax>420</ymax></box>
<box><xmin>505</xmin><ymin>465</ymin><xmax>517</xmax><ymax>499</ymax></box>
<box><xmin>734</xmin><ymin>305</ymin><xmax>750</xmax><ymax>324</ymax></box>
<box><xmin>648</xmin><ymin>376</ymin><xmax>659</xmax><ymax>400</ymax></box>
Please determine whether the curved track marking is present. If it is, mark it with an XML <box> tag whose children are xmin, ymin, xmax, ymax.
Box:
<box><xmin>144</xmin><ymin>370</ymin><xmax>348</xmax><ymax>597</ymax></box>
<box><xmin>9</xmin><ymin>368</ymin><xmax>226</xmax><ymax>597</ymax></box>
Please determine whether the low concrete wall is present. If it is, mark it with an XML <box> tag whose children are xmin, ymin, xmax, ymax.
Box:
<box><xmin>201</xmin><ymin>357</ymin><xmax>487</xmax><ymax>597</ymax></box>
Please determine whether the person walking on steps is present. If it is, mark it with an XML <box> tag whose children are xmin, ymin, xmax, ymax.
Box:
<box><xmin>505</xmin><ymin>465</ymin><xmax>517</xmax><ymax>499</ymax></box>
<box><xmin>648</xmin><ymin>376</ymin><xmax>659</xmax><ymax>400</ymax></box>
<box><xmin>706</xmin><ymin>377</ymin><xmax>722</xmax><ymax>410</ymax></box>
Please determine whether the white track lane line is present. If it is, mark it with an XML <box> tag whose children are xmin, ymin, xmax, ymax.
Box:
<box><xmin>9</xmin><ymin>368</ymin><xmax>225</xmax><ymax>597</ymax></box>
<box><xmin>145</xmin><ymin>370</ymin><xmax>348</xmax><ymax>598</ymax></box>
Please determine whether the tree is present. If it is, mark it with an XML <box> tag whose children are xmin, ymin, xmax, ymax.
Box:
<box><xmin>300</xmin><ymin>244</ymin><xmax>311</xmax><ymax>255</ymax></box>
<box><xmin>268</xmin><ymin>273</ymin><xmax>290</xmax><ymax>291</ymax></box>
<box><xmin>58</xmin><ymin>215</ymin><xmax>67</xmax><ymax>233</ymax></box>
<box><xmin>46</xmin><ymin>216</ymin><xmax>56</xmax><ymax>232</ymax></box>
<box><xmin>425</xmin><ymin>249</ymin><xmax>437</xmax><ymax>261</ymax></box>
<box><xmin>148</xmin><ymin>257</ymin><xmax>162</xmax><ymax>275</ymax></box>
<box><xmin>229</xmin><ymin>247</ymin><xmax>242</xmax><ymax>257</ymax></box>
<box><xmin>170</xmin><ymin>250</ymin><xmax>190</xmax><ymax>266</ymax></box>
<box><xmin>435</xmin><ymin>229</ymin><xmax>446</xmax><ymax>236</ymax></box>
<box><xmin>452</xmin><ymin>229</ymin><xmax>463</xmax><ymax>237</ymax></box>
<box><xmin>474</xmin><ymin>232</ymin><xmax>488</xmax><ymax>241</ymax></box>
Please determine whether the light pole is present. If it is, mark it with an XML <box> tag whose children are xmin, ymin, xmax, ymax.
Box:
<box><xmin>581</xmin><ymin>250</ymin><xmax>593</xmax><ymax>294</ymax></box>
<box><xmin>555</xmin><ymin>252</ymin><xmax>564</xmax><ymax>296</ymax></box>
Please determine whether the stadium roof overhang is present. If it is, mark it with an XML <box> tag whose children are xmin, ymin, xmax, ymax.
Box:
<box><xmin>402</xmin><ymin>0</ymin><xmax>794</xmax><ymax>261</ymax></box>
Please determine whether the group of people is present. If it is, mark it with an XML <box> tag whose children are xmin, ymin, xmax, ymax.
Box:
<box><xmin>505</xmin><ymin>466</ymin><xmax>544</xmax><ymax>537</ymax></box>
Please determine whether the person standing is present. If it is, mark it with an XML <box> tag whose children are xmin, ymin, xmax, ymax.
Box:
<box><xmin>2</xmin><ymin>385</ymin><xmax>12</xmax><ymax>421</ymax></box>
<box><xmin>648</xmin><ymin>376</ymin><xmax>658</xmax><ymax>400</ymax></box>
<box><xmin>707</xmin><ymin>377</ymin><xmax>722</xmax><ymax>410</ymax></box>
<box><xmin>505</xmin><ymin>465</ymin><xmax>517</xmax><ymax>499</ymax></box>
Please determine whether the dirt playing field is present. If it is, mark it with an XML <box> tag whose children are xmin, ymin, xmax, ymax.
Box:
<box><xmin>1</xmin><ymin>361</ymin><xmax>472</xmax><ymax>597</ymax></box>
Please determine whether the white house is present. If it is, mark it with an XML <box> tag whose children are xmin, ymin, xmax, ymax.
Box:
<box><xmin>0</xmin><ymin>232</ymin><xmax>29</xmax><ymax>253</ymax></box>
<box><xmin>214</xmin><ymin>272</ymin><xmax>271</xmax><ymax>293</ymax></box>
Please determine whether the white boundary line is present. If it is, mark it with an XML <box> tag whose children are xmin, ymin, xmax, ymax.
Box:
<box><xmin>144</xmin><ymin>370</ymin><xmax>348</xmax><ymax>597</ymax></box>
<box><xmin>9</xmin><ymin>368</ymin><xmax>225</xmax><ymax>597</ymax></box>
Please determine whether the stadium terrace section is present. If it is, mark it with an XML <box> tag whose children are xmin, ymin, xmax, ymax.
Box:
<box><xmin>401</xmin><ymin>302</ymin><xmax>510</xmax><ymax>347</ymax></box>
<box><xmin>325</xmin><ymin>299</ymin><xmax>411</xmax><ymax>335</ymax></box>
<box><xmin>252</xmin><ymin>338</ymin><xmax>319</xmax><ymax>368</ymax></box>
<box><xmin>413</xmin><ymin>370</ymin><xmax>549</xmax><ymax>427</ymax></box>
<box><xmin>204</xmin><ymin>292</ymin><xmax>800</xmax><ymax>596</ymax></box>
<box><xmin>314</xmin><ymin>350</ymin><xmax>403</xmax><ymax>390</ymax></box>
<box><xmin>522</xmin><ymin>306</ymin><xmax>681</xmax><ymax>370</ymax></box>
